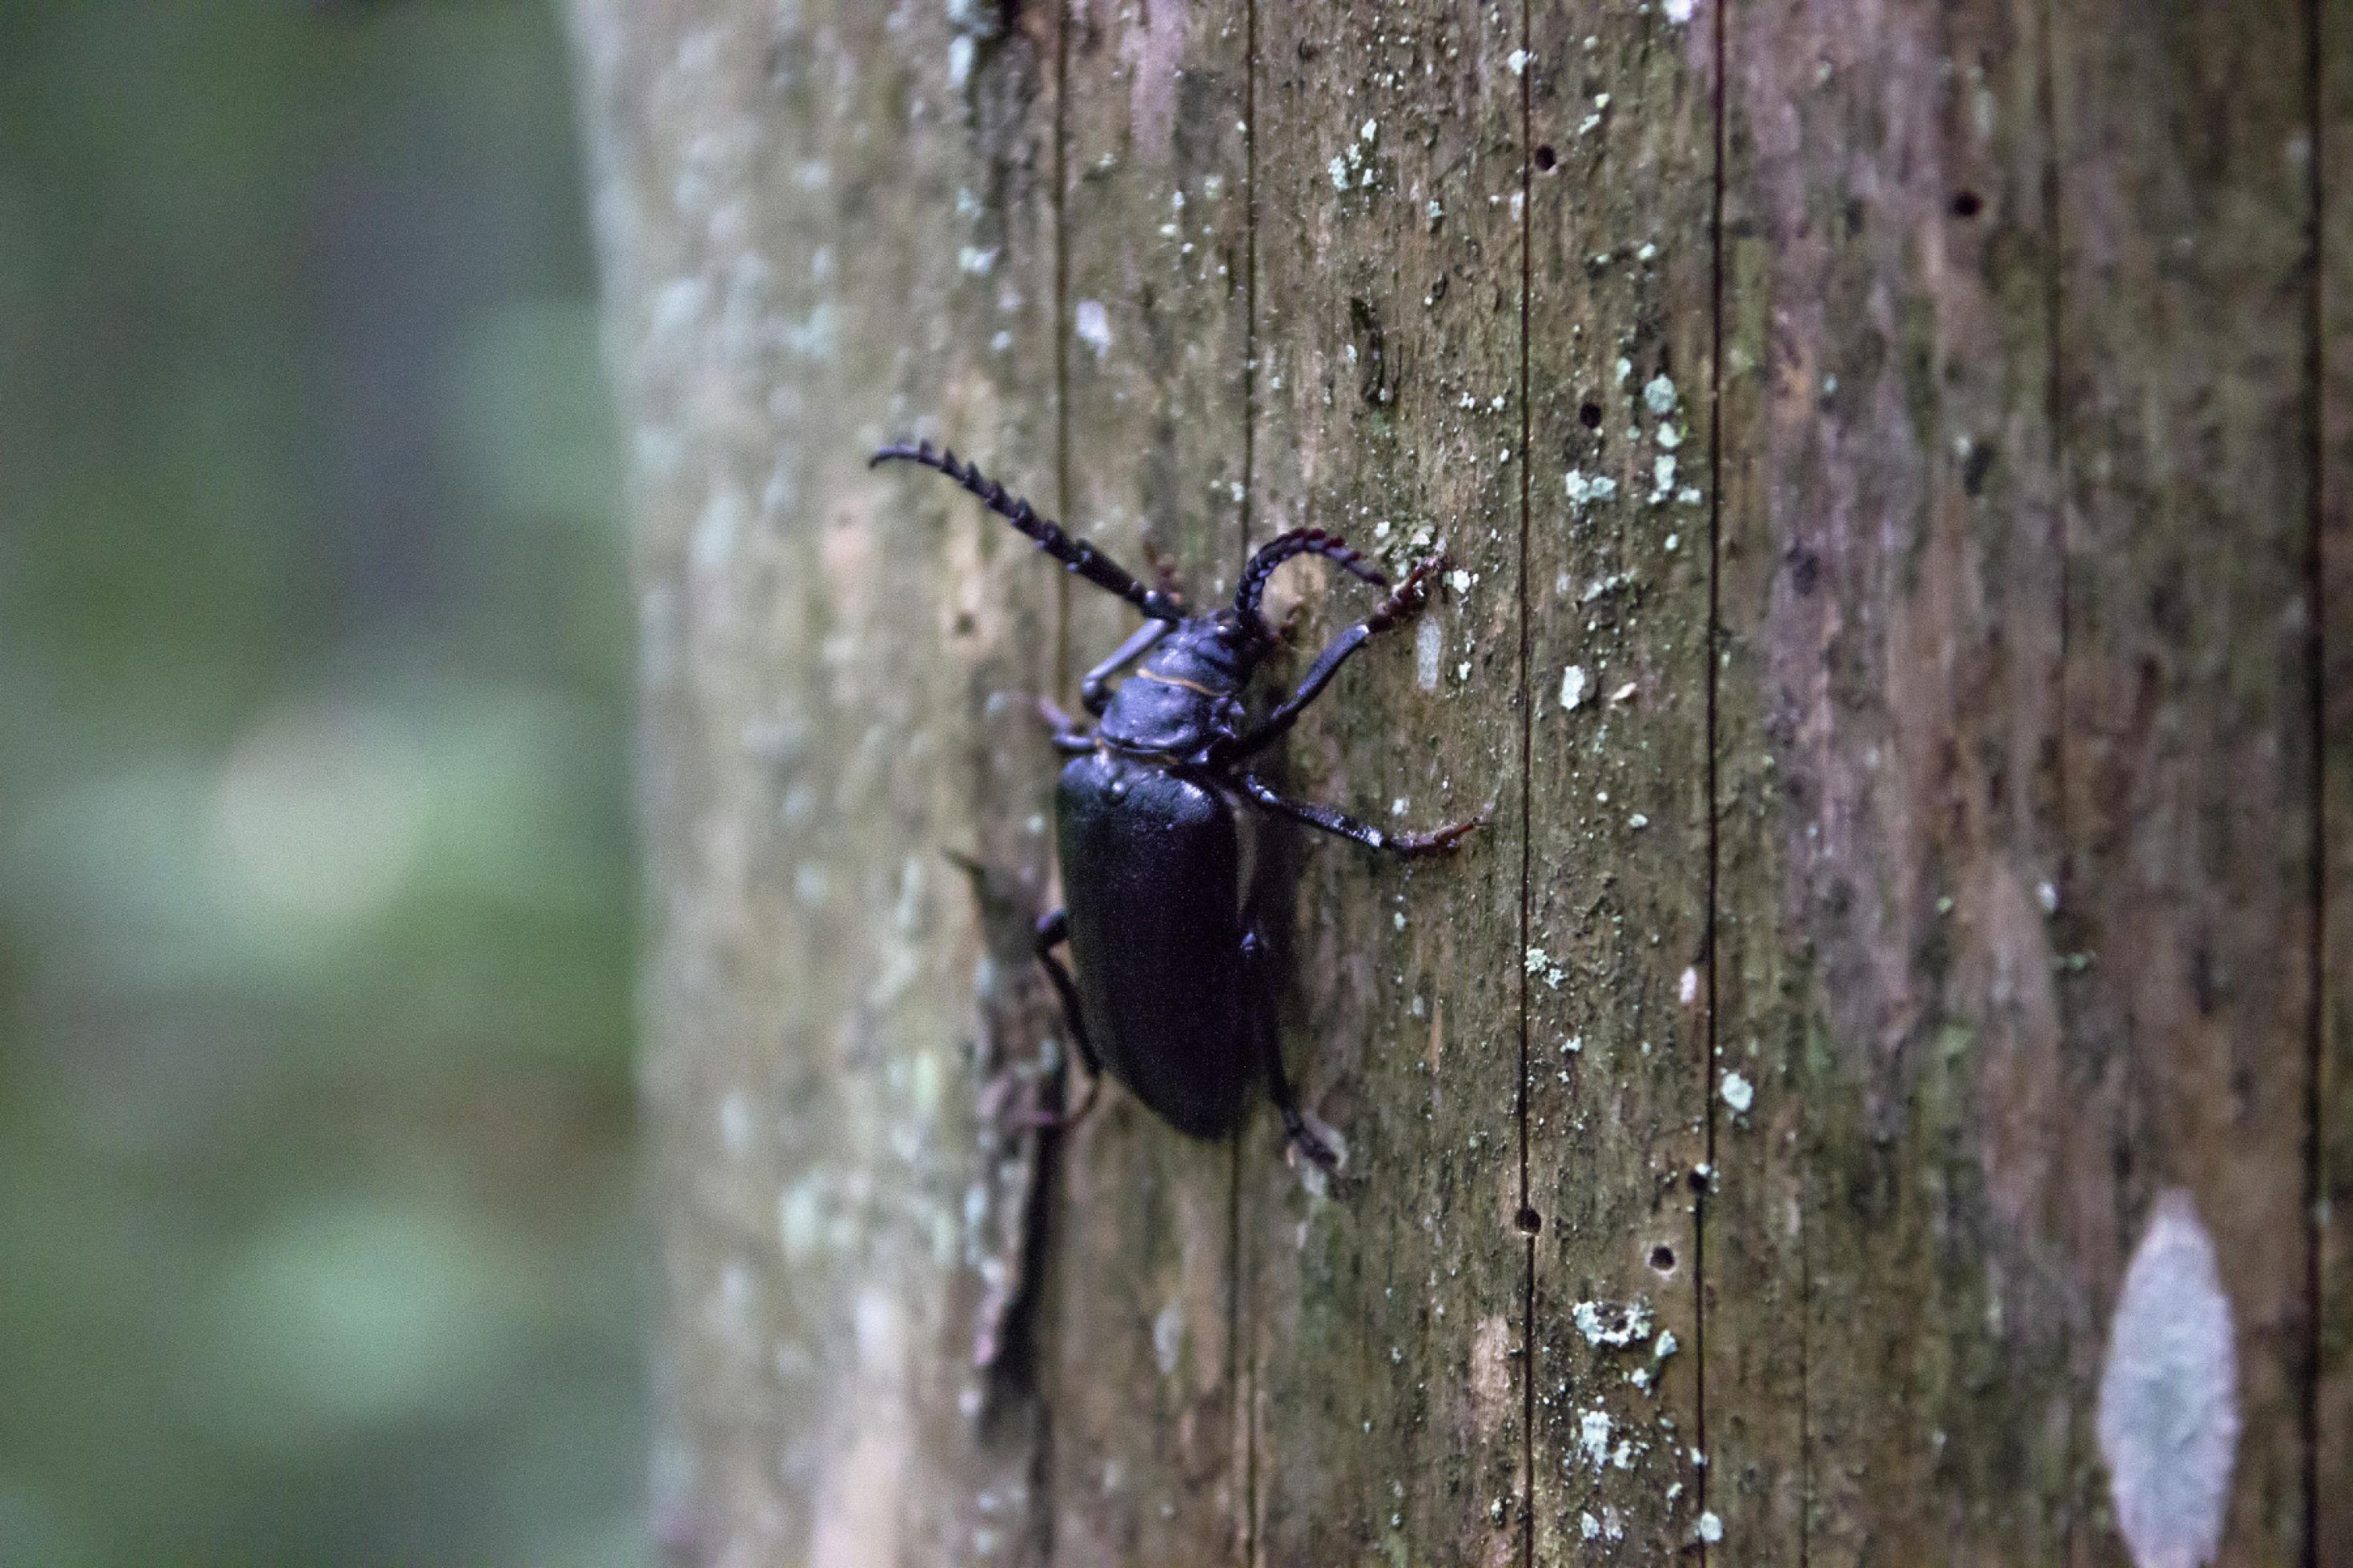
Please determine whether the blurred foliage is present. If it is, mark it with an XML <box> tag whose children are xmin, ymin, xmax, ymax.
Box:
<box><xmin>0</xmin><ymin>3</ymin><xmax>646</xmax><ymax>1562</ymax></box>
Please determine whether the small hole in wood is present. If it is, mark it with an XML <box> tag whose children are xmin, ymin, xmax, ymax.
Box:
<box><xmin>1578</xmin><ymin>401</ymin><xmax>1603</xmax><ymax>429</ymax></box>
<box><xmin>1951</xmin><ymin>189</ymin><xmax>1983</xmax><ymax>219</ymax></box>
<box><xmin>1533</xmin><ymin>144</ymin><xmax>1557</xmax><ymax>172</ymax></box>
<box><xmin>1516</xmin><ymin>1206</ymin><xmax>1543</xmax><ymax>1236</ymax></box>
<box><xmin>1649</xmin><ymin>1244</ymin><xmax>1677</xmax><ymax>1273</ymax></box>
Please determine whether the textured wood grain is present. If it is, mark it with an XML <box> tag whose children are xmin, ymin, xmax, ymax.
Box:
<box><xmin>1709</xmin><ymin>2</ymin><xmax>2077</xmax><ymax>1558</ymax></box>
<box><xmin>2051</xmin><ymin>2</ymin><xmax>2319</xmax><ymax>1559</ymax></box>
<box><xmin>1520</xmin><ymin>5</ymin><xmax>1714</xmax><ymax>1559</ymax></box>
<box><xmin>1244</xmin><ymin>6</ymin><xmax>1527</xmax><ymax>1564</ymax></box>
<box><xmin>576</xmin><ymin>1</ymin><xmax>2340</xmax><ymax>1562</ymax></box>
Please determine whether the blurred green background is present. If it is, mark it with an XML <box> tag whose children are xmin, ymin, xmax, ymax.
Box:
<box><xmin>0</xmin><ymin>3</ymin><xmax>646</xmax><ymax>1562</ymax></box>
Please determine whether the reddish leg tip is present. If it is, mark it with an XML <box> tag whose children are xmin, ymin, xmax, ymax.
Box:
<box><xmin>1395</xmin><ymin>816</ymin><xmax>1484</xmax><ymax>856</ymax></box>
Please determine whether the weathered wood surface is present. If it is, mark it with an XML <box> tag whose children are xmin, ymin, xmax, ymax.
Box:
<box><xmin>1711</xmin><ymin>2</ymin><xmax>2076</xmax><ymax>1557</ymax></box>
<box><xmin>570</xmin><ymin>6</ymin><xmax>1063</xmax><ymax>1561</ymax></box>
<box><xmin>1245</xmin><ymin>6</ymin><xmax>1526</xmax><ymax>1564</ymax></box>
<box><xmin>572</xmin><ymin>0</ymin><xmax>2343</xmax><ymax>1562</ymax></box>
<box><xmin>2051</xmin><ymin>4</ymin><xmax>2320</xmax><ymax>1559</ymax></box>
<box><xmin>1520</xmin><ymin>5</ymin><xmax>1715</xmax><ymax>1559</ymax></box>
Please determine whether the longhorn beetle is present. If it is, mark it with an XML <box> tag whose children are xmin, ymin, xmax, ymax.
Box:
<box><xmin>873</xmin><ymin>441</ymin><xmax>1480</xmax><ymax>1169</ymax></box>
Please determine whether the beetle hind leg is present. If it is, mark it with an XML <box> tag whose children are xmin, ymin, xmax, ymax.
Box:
<box><xmin>1267</xmin><ymin>1045</ymin><xmax>1339</xmax><ymax>1173</ymax></box>
<box><xmin>1240</xmin><ymin>929</ymin><xmax>1340</xmax><ymax>1172</ymax></box>
<box><xmin>1030</xmin><ymin>910</ymin><xmax>1103</xmax><ymax>1129</ymax></box>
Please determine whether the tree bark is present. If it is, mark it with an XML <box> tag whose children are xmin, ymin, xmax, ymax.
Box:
<box><xmin>569</xmin><ymin>1</ymin><xmax>2343</xmax><ymax>1562</ymax></box>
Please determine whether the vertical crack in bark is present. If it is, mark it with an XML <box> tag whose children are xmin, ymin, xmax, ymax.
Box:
<box><xmin>2303</xmin><ymin>1</ymin><xmax>2327</xmax><ymax>1558</ymax></box>
<box><xmin>2035</xmin><ymin>0</ymin><xmax>2072</xmax><ymax>1554</ymax></box>
<box><xmin>1051</xmin><ymin>2</ymin><xmax>1073</xmax><ymax>703</ymax></box>
<box><xmin>1513</xmin><ymin>6</ymin><xmax>1535</xmax><ymax>1565</ymax></box>
<box><xmin>1227</xmin><ymin>1132</ymin><xmax>1247</xmax><ymax>1568</ymax></box>
<box><xmin>1237</xmin><ymin>6</ymin><xmax>1259</xmax><ymax>1561</ymax></box>
<box><xmin>1030</xmin><ymin>1160</ymin><xmax>1062</xmax><ymax>1567</ymax></box>
<box><xmin>1241</xmin><ymin>0</ymin><xmax>1259</xmax><ymax>579</ymax></box>
<box><xmin>1700</xmin><ymin>0</ymin><xmax>1726</xmax><ymax>1555</ymax></box>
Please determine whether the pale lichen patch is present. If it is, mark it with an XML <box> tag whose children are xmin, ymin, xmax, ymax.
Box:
<box><xmin>2098</xmin><ymin>1189</ymin><xmax>2237</xmax><ymax>1568</ymax></box>
<box><xmin>1564</xmin><ymin>470</ymin><xmax>1620</xmax><ymax>509</ymax></box>
<box><xmin>1572</xmin><ymin>1297</ymin><xmax>1655</xmax><ymax>1349</ymax></box>
<box><xmin>1152</xmin><ymin>1299</ymin><xmax>1185</xmax><ymax>1378</ymax></box>
<box><xmin>1578</xmin><ymin>1406</ymin><xmax>1612</xmax><ymax>1470</ymax></box>
<box><xmin>1073</xmin><ymin>299</ymin><xmax>1113</xmax><ymax>359</ymax></box>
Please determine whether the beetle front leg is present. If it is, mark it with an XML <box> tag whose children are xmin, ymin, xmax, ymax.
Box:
<box><xmin>1214</xmin><ymin>552</ymin><xmax>1445</xmax><ymax>762</ymax></box>
<box><xmin>1035</xmin><ymin>696</ymin><xmax>1097</xmax><ymax>755</ymax></box>
<box><xmin>1232</xmin><ymin>772</ymin><xmax>1482</xmax><ymax>856</ymax></box>
<box><xmin>1031</xmin><ymin>910</ymin><xmax>1102</xmax><ymax>1128</ymax></box>
<box><xmin>1079</xmin><ymin>620</ymin><xmax>1169</xmax><ymax>716</ymax></box>
<box><xmin>1240</xmin><ymin>929</ymin><xmax>1339</xmax><ymax>1172</ymax></box>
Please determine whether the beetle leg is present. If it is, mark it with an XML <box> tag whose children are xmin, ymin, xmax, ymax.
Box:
<box><xmin>1232</xmin><ymin>772</ymin><xmax>1483</xmax><ymax>856</ymax></box>
<box><xmin>1241</xmin><ymin>929</ymin><xmax>1339</xmax><ymax>1171</ymax></box>
<box><xmin>1029</xmin><ymin>910</ymin><xmax>1103</xmax><ymax>1129</ymax></box>
<box><xmin>1035</xmin><ymin>696</ymin><xmax>1098</xmax><ymax>754</ymax></box>
<box><xmin>1215</xmin><ymin>551</ymin><xmax>1447</xmax><ymax>760</ymax></box>
<box><xmin>1079</xmin><ymin>620</ymin><xmax>1170</xmax><ymax>716</ymax></box>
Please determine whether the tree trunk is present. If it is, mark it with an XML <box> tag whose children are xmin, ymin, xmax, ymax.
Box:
<box><xmin>568</xmin><ymin>1</ymin><xmax>2345</xmax><ymax>1562</ymax></box>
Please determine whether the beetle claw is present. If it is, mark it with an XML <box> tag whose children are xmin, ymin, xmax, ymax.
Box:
<box><xmin>1392</xmin><ymin>815</ymin><xmax>1485</xmax><ymax>856</ymax></box>
<box><xmin>1366</xmin><ymin>549</ymin><xmax>1449</xmax><ymax>632</ymax></box>
<box><xmin>1283</xmin><ymin>1109</ymin><xmax>1346</xmax><ymax>1175</ymax></box>
<box><xmin>1290</xmin><ymin>1131</ymin><xmax>1340</xmax><ymax>1173</ymax></box>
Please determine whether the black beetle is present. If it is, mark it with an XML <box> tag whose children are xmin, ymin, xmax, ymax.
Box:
<box><xmin>873</xmin><ymin>440</ymin><xmax>1480</xmax><ymax>1168</ymax></box>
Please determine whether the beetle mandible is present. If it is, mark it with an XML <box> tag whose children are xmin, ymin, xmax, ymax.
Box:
<box><xmin>873</xmin><ymin>439</ymin><xmax>1481</xmax><ymax>1169</ymax></box>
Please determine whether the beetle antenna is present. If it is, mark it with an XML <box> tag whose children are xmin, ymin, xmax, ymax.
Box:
<box><xmin>1233</xmin><ymin>528</ymin><xmax>1389</xmax><ymax>638</ymax></box>
<box><xmin>872</xmin><ymin>441</ymin><xmax>1184</xmax><ymax>621</ymax></box>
